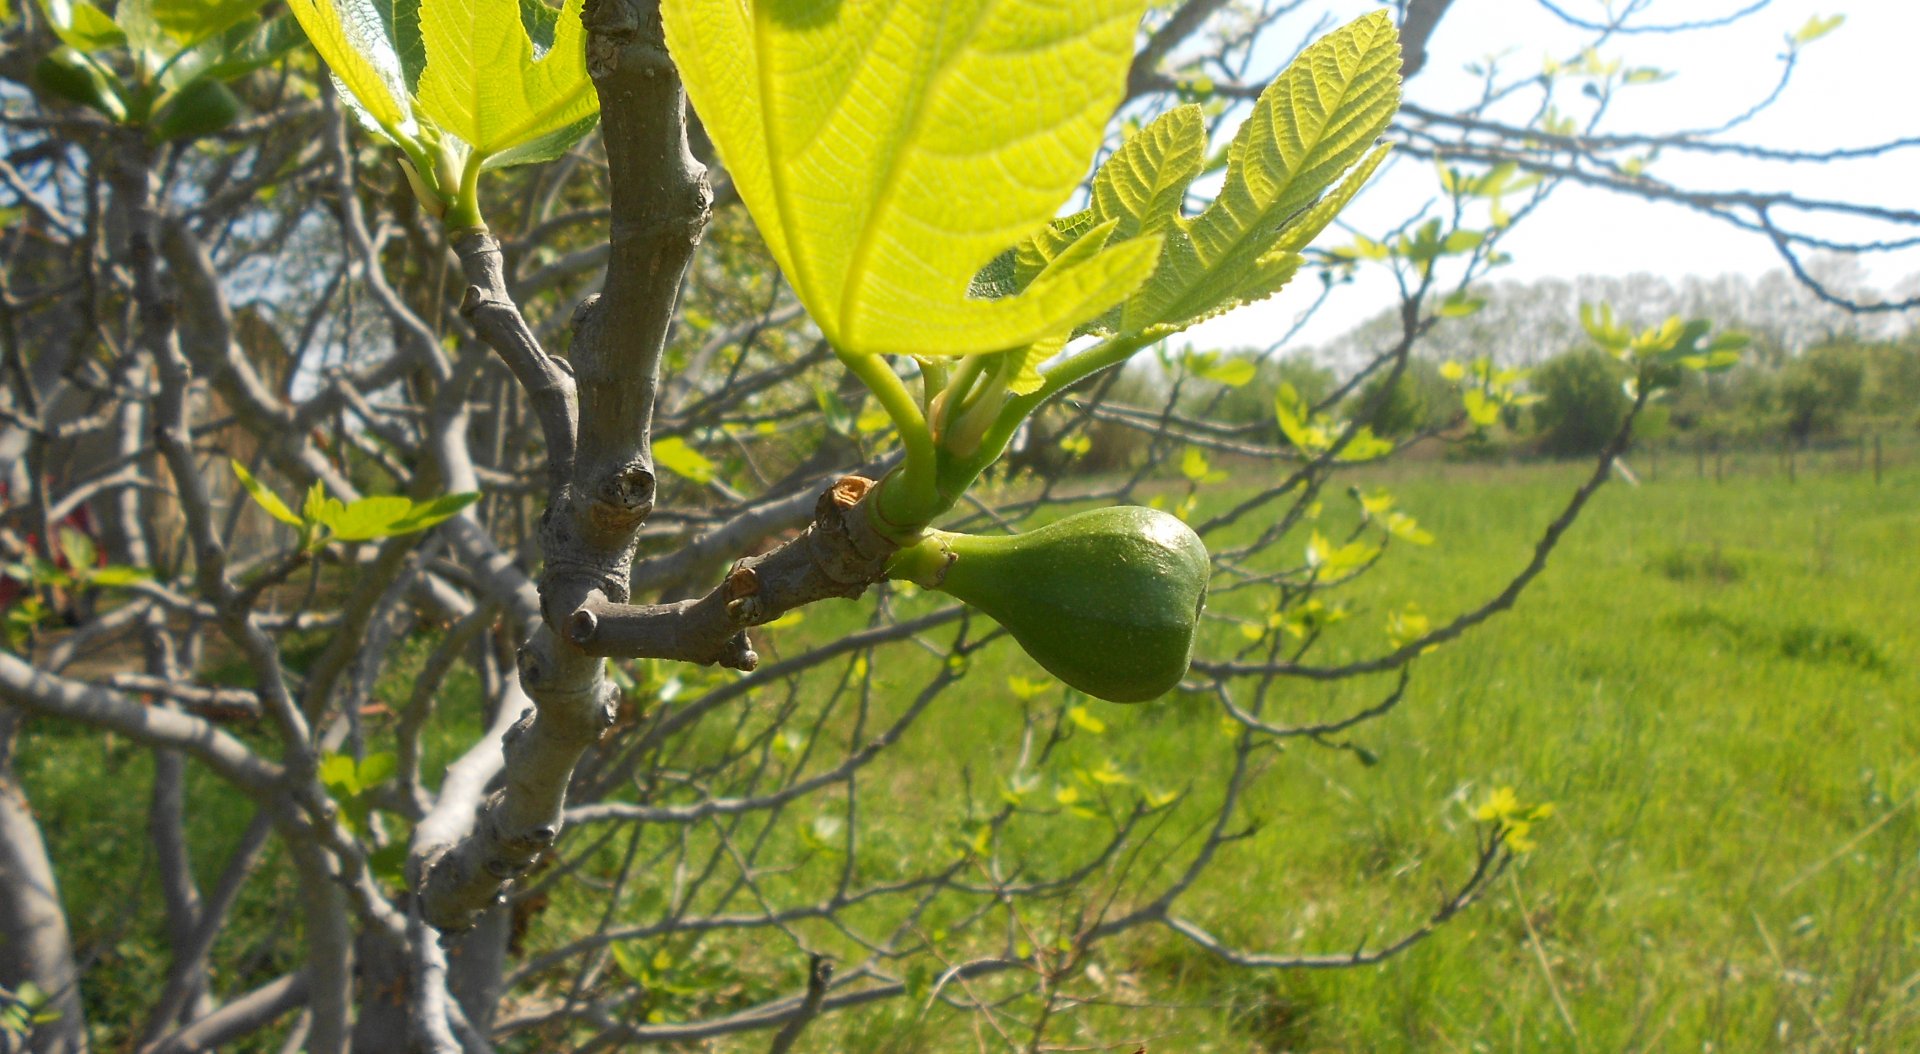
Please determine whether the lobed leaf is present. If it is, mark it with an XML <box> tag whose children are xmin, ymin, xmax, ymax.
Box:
<box><xmin>415</xmin><ymin>0</ymin><xmax>596</xmax><ymax>160</ymax></box>
<box><xmin>285</xmin><ymin>0</ymin><xmax>418</xmax><ymax>140</ymax></box>
<box><xmin>1122</xmin><ymin>10</ymin><xmax>1401</xmax><ymax>335</ymax></box>
<box><xmin>663</xmin><ymin>0</ymin><xmax>1161</xmax><ymax>358</ymax></box>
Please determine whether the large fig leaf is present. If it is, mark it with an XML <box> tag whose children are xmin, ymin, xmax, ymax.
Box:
<box><xmin>661</xmin><ymin>0</ymin><xmax>1162</xmax><ymax>358</ymax></box>
<box><xmin>285</xmin><ymin>0</ymin><xmax>418</xmax><ymax>138</ymax></box>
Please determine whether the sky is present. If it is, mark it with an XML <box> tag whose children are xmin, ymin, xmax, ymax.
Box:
<box><xmin>1184</xmin><ymin>0</ymin><xmax>1920</xmax><ymax>352</ymax></box>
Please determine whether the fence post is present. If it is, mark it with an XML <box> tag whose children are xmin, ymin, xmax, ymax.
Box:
<box><xmin>1874</xmin><ymin>433</ymin><xmax>1883</xmax><ymax>485</ymax></box>
<box><xmin>1714</xmin><ymin>437</ymin><xmax>1724</xmax><ymax>483</ymax></box>
<box><xmin>1696</xmin><ymin>440</ymin><xmax>1706</xmax><ymax>480</ymax></box>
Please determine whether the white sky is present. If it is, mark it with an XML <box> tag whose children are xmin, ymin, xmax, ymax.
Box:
<box><xmin>1186</xmin><ymin>0</ymin><xmax>1920</xmax><ymax>351</ymax></box>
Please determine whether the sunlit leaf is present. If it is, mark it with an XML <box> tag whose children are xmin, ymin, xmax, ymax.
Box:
<box><xmin>415</xmin><ymin>0</ymin><xmax>597</xmax><ymax>160</ymax></box>
<box><xmin>1120</xmin><ymin>12</ymin><xmax>1400</xmax><ymax>335</ymax></box>
<box><xmin>284</xmin><ymin>0</ymin><xmax>418</xmax><ymax>140</ymax></box>
<box><xmin>652</xmin><ymin>436</ymin><xmax>715</xmax><ymax>484</ymax></box>
<box><xmin>231</xmin><ymin>459</ymin><xmax>303</xmax><ymax>527</ymax></box>
<box><xmin>1793</xmin><ymin>14</ymin><xmax>1843</xmax><ymax>45</ymax></box>
<box><xmin>663</xmin><ymin>0</ymin><xmax>1163</xmax><ymax>357</ymax></box>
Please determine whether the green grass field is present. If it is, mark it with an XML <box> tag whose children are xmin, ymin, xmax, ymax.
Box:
<box><xmin>16</xmin><ymin>456</ymin><xmax>1919</xmax><ymax>1051</ymax></box>
<box><xmin>805</xmin><ymin>457</ymin><xmax>1920</xmax><ymax>1052</ymax></box>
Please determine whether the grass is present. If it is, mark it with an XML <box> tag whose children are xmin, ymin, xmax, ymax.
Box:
<box><xmin>14</xmin><ymin>456</ymin><xmax>1920</xmax><ymax>1051</ymax></box>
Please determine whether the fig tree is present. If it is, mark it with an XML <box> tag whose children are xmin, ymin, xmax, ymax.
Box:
<box><xmin>888</xmin><ymin>506</ymin><xmax>1209</xmax><ymax>703</ymax></box>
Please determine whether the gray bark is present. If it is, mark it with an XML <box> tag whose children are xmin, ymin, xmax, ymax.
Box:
<box><xmin>0</xmin><ymin>709</ymin><xmax>87</xmax><ymax>1054</ymax></box>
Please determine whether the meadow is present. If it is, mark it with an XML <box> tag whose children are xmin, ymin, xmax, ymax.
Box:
<box><xmin>16</xmin><ymin>452</ymin><xmax>1919</xmax><ymax>1051</ymax></box>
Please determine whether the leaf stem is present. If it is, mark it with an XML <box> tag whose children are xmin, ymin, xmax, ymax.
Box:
<box><xmin>836</xmin><ymin>348</ymin><xmax>938</xmax><ymax>530</ymax></box>
<box><xmin>444</xmin><ymin>151</ymin><xmax>487</xmax><ymax>231</ymax></box>
<box><xmin>966</xmin><ymin>332</ymin><xmax>1154</xmax><ymax>474</ymax></box>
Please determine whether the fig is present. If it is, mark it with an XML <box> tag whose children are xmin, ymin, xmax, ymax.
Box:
<box><xmin>888</xmin><ymin>506</ymin><xmax>1209</xmax><ymax>703</ymax></box>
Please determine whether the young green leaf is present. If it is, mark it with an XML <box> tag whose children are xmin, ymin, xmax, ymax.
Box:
<box><xmin>1091</xmin><ymin>103</ymin><xmax>1208</xmax><ymax>243</ymax></box>
<box><xmin>662</xmin><ymin>0</ymin><xmax>1162</xmax><ymax>358</ymax></box>
<box><xmin>284</xmin><ymin>0</ymin><xmax>418</xmax><ymax>141</ymax></box>
<box><xmin>150</xmin><ymin>78</ymin><xmax>244</xmax><ymax>142</ymax></box>
<box><xmin>1793</xmin><ymin>14</ymin><xmax>1843</xmax><ymax>46</ymax></box>
<box><xmin>1199</xmin><ymin>358</ymin><xmax>1257</xmax><ymax>387</ymax></box>
<box><xmin>231</xmin><ymin>459</ymin><xmax>304</xmax><ymax>527</ymax></box>
<box><xmin>415</xmin><ymin>0</ymin><xmax>595</xmax><ymax>162</ymax></box>
<box><xmin>314</xmin><ymin>495</ymin><xmax>412</xmax><ymax>541</ymax></box>
<box><xmin>146</xmin><ymin>0</ymin><xmax>266</xmax><ymax>46</ymax></box>
<box><xmin>32</xmin><ymin>47</ymin><xmax>128</xmax><ymax>121</ymax></box>
<box><xmin>37</xmin><ymin>0</ymin><xmax>128</xmax><ymax>52</ymax></box>
<box><xmin>651</xmin><ymin>436</ymin><xmax>715</xmax><ymax>484</ymax></box>
<box><xmin>1121</xmin><ymin>11</ymin><xmax>1400</xmax><ymax>335</ymax></box>
<box><xmin>55</xmin><ymin>526</ymin><xmax>96</xmax><ymax>573</ymax></box>
<box><xmin>386</xmin><ymin>491</ymin><xmax>481</xmax><ymax>533</ymax></box>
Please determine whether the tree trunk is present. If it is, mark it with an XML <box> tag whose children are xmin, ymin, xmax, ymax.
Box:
<box><xmin>0</xmin><ymin>708</ymin><xmax>88</xmax><ymax>1054</ymax></box>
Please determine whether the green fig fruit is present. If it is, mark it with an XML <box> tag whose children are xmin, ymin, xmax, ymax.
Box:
<box><xmin>888</xmin><ymin>506</ymin><xmax>1209</xmax><ymax>703</ymax></box>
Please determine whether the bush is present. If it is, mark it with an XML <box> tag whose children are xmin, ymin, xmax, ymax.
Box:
<box><xmin>1530</xmin><ymin>348</ymin><xmax>1631</xmax><ymax>456</ymax></box>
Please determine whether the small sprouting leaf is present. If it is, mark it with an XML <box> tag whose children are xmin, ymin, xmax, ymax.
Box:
<box><xmin>37</xmin><ymin>0</ymin><xmax>128</xmax><ymax>51</ymax></box>
<box><xmin>1382</xmin><ymin>512</ymin><xmax>1434</xmax><ymax>546</ymax></box>
<box><xmin>1305</xmin><ymin>531</ymin><xmax>1377</xmax><ymax>576</ymax></box>
<box><xmin>302</xmin><ymin>480</ymin><xmax>330</xmax><ymax>525</ymax></box>
<box><xmin>1200</xmin><ymin>358</ymin><xmax>1257</xmax><ymax>387</ymax></box>
<box><xmin>608</xmin><ymin>943</ymin><xmax>644</xmax><ymax>983</ymax></box>
<box><xmin>315</xmin><ymin>495</ymin><xmax>411</xmax><ymax>541</ymax></box>
<box><xmin>32</xmin><ymin>47</ymin><xmax>128</xmax><ymax>120</ymax></box>
<box><xmin>1007</xmin><ymin>676</ymin><xmax>1050</xmax><ymax>701</ymax></box>
<box><xmin>652</xmin><ymin>436</ymin><xmax>715</xmax><ymax>485</ymax></box>
<box><xmin>1180</xmin><ymin>447</ymin><xmax>1226</xmax><ymax>484</ymax></box>
<box><xmin>1066</xmin><ymin>705</ymin><xmax>1107</xmax><ymax>735</ymax></box>
<box><xmin>386</xmin><ymin>491</ymin><xmax>481</xmax><ymax>533</ymax></box>
<box><xmin>356</xmin><ymin>751</ymin><xmax>397</xmax><ymax>786</ymax></box>
<box><xmin>1793</xmin><ymin>14</ymin><xmax>1843</xmax><ymax>45</ymax></box>
<box><xmin>1440</xmin><ymin>293</ymin><xmax>1486</xmax><ymax>318</ymax></box>
<box><xmin>1006</xmin><ymin>336</ymin><xmax>1065</xmax><ymax>397</ymax></box>
<box><xmin>1462</xmin><ymin>388</ymin><xmax>1500</xmax><ymax>427</ymax></box>
<box><xmin>231</xmin><ymin>460</ymin><xmax>304</xmax><ymax>527</ymax></box>
<box><xmin>88</xmin><ymin>565</ymin><xmax>152</xmax><ymax>587</ymax></box>
<box><xmin>54</xmin><ymin>526</ymin><xmax>95</xmax><ymax>573</ymax></box>
<box><xmin>318</xmin><ymin>752</ymin><xmax>359</xmax><ymax>794</ymax></box>
<box><xmin>1274</xmin><ymin>382</ymin><xmax>1321</xmax><ymax>452</ymax></box>
<box><xmin>1385</xmin><ymin>602</ymin><xmax>1430</xmax><ymax>648</ymax></box>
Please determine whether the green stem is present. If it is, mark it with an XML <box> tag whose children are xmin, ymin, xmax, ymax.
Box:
<box><xmin>962</xmin><ymin>332</ymin><xmax>1154</xmax><ymax>481</ymax></box>
<box><xmin>444</xmin><ymin>152</ymin><xmax>486</xmax><ymax>232</ymax></box>
<box><xmin>836</xmin><ymin>348</ymin><xmax>938</xmax><ymax>532</ymax></box>
<box><xmin>882</xmin><ymin>530</ymin><xmax>954</xmax><ymax>587</ymax></box>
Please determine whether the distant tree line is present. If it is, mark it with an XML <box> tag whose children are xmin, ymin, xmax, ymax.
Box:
<box><xmin>1071</xmin><ymin>266</ymin><xmax>1920</xmax><ymax>466</ymax></box>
